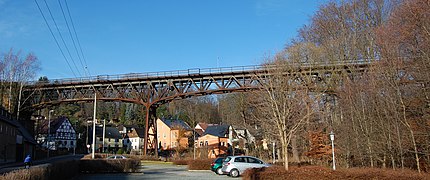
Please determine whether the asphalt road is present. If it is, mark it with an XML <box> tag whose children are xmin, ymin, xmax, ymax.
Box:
<box><xmin>75</xmin><ymin>161</ymin><xmax>240</xmax><ymax>180</ymax></box>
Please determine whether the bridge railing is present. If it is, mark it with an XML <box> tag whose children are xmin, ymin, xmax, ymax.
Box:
<box><xmin>30</xmin><ymin>60</ymin><xmax>372</xmax><ymax>85</ymax></box>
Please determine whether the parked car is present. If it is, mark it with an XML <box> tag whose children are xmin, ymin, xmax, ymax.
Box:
<box><xmin>210</xmin><ymin>157</ymin><xmax>225</xmax><ymax>175</ymax></box>
<box><xmin>106</xmin><ymin>155</ymin><xmax>127</xmax><ymax>159</ymax></box>
<box><xmin>221</xmin><ymin>156</ymin><xmax>270</xmax><ymax>177</ymax></box>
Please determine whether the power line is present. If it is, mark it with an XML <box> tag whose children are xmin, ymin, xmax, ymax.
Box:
<box><xmin>34</xmin><ymin>0</ymin><xmax>77</xmax><ymax>78</ymax></box>
<box><xmin>64</xmin><ymin>0</ymin><xmax>91</xmax><ymax>77</ymax></box>
<box><xmin>42</xmin><ymin>0</ymin><xmax>82</xmax><ymax>77</ymax></box>
<box><xmin>58</xmin><ymin>0</ymin><xmax>87</xmax><ymax>77</ymax></box>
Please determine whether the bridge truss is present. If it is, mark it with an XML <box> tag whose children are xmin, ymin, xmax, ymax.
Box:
<box><xmin>22</xmin><ymin>61</ymin><xmax>370</xmax><ymax>155</ymax></box>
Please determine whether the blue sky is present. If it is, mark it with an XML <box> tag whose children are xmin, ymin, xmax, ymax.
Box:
<box><xmin>0</xmin><ymin>0</ymin><xmax>326</xmax><ymax>79</ymax></box>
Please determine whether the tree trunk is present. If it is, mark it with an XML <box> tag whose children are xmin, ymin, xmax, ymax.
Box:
<box><xmin>291</xmin><ymin>135</ymin><xmax>300</xmax><ymax>162</ymax></box>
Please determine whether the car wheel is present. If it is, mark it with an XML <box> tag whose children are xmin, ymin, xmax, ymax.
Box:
<box><xmin>230</xmin><ymin>169</ymin><xmax>239</xmax><ymax>177</ymax></box>
<box><xmin>216</xmin><ymin>167</ymin><xmax>223</xmax><ymax>175</ymax></box>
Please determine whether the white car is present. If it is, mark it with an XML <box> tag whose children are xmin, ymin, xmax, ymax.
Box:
<box><xmin>106</xmin><ymin>155</ymin><xmax>127</xmax><ymax>159</ymax></box>
<box><xmin>221</xmin><ymin>156</ymin><xmax>270</xmax><ymax>177</ymax></box>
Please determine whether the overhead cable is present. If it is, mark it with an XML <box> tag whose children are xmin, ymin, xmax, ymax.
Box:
<box><xmin>42</xmin><ymin>0</ymin><xmax>82</xmax><ymax>77</ymax></box>
<box><xmin>34</xmin><ymin>0</ymin><xmax>77</xmax><ymax>77</ymax></box>
<box><xmin>64</xmin><ymin>0</ymin><xmax>91</xmax><ymax>77</ymax></box>
<box><xmin>58</xmin><ymin>0</ymin><xmax>87</xmax><ymax>77</ymax></box>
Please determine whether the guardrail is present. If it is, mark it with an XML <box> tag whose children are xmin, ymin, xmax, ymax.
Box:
<box><xmin>29</xmin><ymin>60</ymin><xmax>372</xmax><ymax>86</ymax></box>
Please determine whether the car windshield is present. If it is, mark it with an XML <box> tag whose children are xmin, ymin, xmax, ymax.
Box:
<box><xmin>223</xmin><ymin>157</ymin><xmax>231</xmax><ymax>162</ymax></box>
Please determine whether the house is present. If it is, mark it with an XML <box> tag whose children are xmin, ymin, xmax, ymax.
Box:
<box><xmin>124</xmin><ymin>127</ymin><xmax>145</xmax><ymax>153</ymax></box>
<box><xmin>156</xmin><ymin>118</ymin><xmax>192</xmax><ymax>150</ymax></box>
<box><xmin>89</xmin><ymin>126</ymin><xmax>123</xmax><ymax>153</ymax></box>
<box><xmin>0</xmin><ymin>114</ymin><xmax>18</xmax><ymax>163</ymax></box>
<box><xmin>0</xmin><ymin>108</ymin><xmax>37</xmax><ymax>163</ymax></box>
<box><xmin>117</xmin><ymin>124</ymin><xmax>139</xmax><ymax>135</ymax></box>
<box><xmin>194</xmin><ymin>122</ymin><xmax>217</xmax><ymax>137</ymax></box>
<box><xmin>36</xmin><ymin>116</ymin><xmax>77</xmax><ymax>150</ymax></box>
<box><xmin>233</xmin><ymin>127</ymin><xmax>256</xmax><ymax>150</ymax></box>
<box><xmin>196</xmin><ymin>124</ymin><xmax>232</xmax><ymax>158</ymax></box>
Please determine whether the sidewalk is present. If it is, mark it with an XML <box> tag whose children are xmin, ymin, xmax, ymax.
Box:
<box><xmin>0</xmin><ymin>154</ymin><xmax>84</xmax><ymax>174</ymax></box>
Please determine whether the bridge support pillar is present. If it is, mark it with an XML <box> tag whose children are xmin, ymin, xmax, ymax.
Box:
<box><xmin>143</xmin><ymin>105</ymin><xmax>158</xmax><ymax>156</ymax></box>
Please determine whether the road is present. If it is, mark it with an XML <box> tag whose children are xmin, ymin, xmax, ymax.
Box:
<box><xmin>75</xmin><ymin>161</ymin><xmax>240</xmax><ymax>180</ymax></box>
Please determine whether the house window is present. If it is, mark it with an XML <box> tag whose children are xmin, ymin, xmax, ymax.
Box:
<box><xmin>205</xmin><ymin>141</ymin><xmax>208</xmax><ymax>146</ymax></box>
<box><xmin>99</xmin><ymin>137</ymin><xmax>103</xmax><ymax>141</ymax></box>
<box><xmin>115</xmin><ymin>139</ymin><xmax>119</xmax><ymax>142</ymax></box>
<box><xmin>163</xmin><ymin>133</ymin><xmax>166</xmax><ymax>138</ymax></box>
<box><xmin>199</xmin><ymin>141</ymin><xmax>203</xmax><ymax>147</ymax></box>
<box><xmin>71</xmin><ymin>141</ymin><xmax>74</xmax><ymax>145</ymax></box>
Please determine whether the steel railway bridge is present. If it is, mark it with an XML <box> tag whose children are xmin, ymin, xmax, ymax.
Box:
<box><xmin>21</xmin><ymin>61</ymin><xmax>370</xmax><ymax>155</ymax></box>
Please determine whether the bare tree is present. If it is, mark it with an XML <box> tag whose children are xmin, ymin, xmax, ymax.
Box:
<box><xmin>252</xmin><ymin>54</ymin><xmax>321</xmax><ymax>170</ymax></box>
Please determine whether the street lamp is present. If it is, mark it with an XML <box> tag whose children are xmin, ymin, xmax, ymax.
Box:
<box><xmin>273</xmin><ymin>141</ymin><xmax>277</xmax><ymax>164</ymax></box>
<box><xmin>92</xmin><ymin>93</ymin><xmax>97</xmax><ymax>159</ymax></box>
<box><xmin>329</xmin><ymin>131</ymin><xmax>336</xmax><ymax>170</ymax></box>
<box><xmin>47</xmin><ymin>110</ymin><xmax>54</xmax><ymax>158</ymax></box>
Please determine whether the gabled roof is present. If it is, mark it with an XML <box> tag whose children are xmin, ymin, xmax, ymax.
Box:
<box><xmin>17</xmin><ymin>123</ymin><xmax>37</xmax><ymax>144</ymax></box>
<box><xmin>117</xmin><ymin>124</ymin><xmax>139</xmax><ymax>132</ymax></box>
<box><xmin>127</xmin><ymin>127</ymin><xmax>145</xmax><ymax>138</ymax></box>
<box><xmin>89</xmin><ymin>126</ymin><xmax>123</xmax><ymax>139</ymax></box>
<box><xmin>203</xmin><ymin>124</ymin><xmax>230</xmax><ymax>137</ymax></box>
<box><xmin>160</xmin><ymin>118</ymin><xmax>192</xmax><ymax>131</ymax></box>
<box><xmin>195</xmin><ymin>122</ymin><xmax>217</xmax><ymax>130</ymax></box>
<box><xmin>37</xmin><ymin>116</ymin><xmax>69</xmax><ymax>134</ymax></box>
<box><xmin>0</xmin><ymin>108</ymin><xmax>36</xmax><ymax>144</ymax></box>
<box><xmin>104</xmin><ymin>127</ymin><xmax>123</xmax><ymax>139</ymax></box>
<box><xmin>195</xmin><ymin>129</ymin><xmax>204</xmax><ymax>136</ymax></box>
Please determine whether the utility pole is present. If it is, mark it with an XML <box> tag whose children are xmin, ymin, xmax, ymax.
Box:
<box><xmin>193</xmin><ymin>123</ymin><xmax>196</xmax><ymax>160</ymax></box>
<box><xmin>92</xmin><ymin>93</ymin><xmax>97</xmax><ymax>159</ymax></box>
<box><xmin>47</xmin><ymin>110</ymin><xmax>54</xmax><ymax>158</ymax></box>
<box><xmin>102</xmin><ymin>119</ymin><xmax>106</xmax><ymax>153</ymax></box>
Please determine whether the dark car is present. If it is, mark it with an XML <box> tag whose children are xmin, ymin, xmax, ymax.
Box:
<box><xmin>210</xmin><ymin>157</ymin><xmax>225</xmax><ymax>175</ymax></box>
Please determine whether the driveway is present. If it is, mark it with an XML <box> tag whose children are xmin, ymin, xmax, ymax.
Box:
<box><xmin>75</xmin><ymin>161</ymin><xmax>240</xmax><ymax>180</ymax></box>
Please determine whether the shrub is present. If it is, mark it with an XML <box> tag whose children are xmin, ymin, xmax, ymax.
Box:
<box><xmin>241</xmin><ymin>166</ymin><xmax>430</xmax><ymax>180</ymax></box>
<box><xmin>172</xmin><ymin>159</ymin><xmax>189</xmax><ymax>165</ymax></box>
<box><xmin>117</xmin><ymin>149</ymin><xmax>124</xmax><ymax>155</ymax></box>
<box><xmin>0</xmin><ymin>168</ymin><xmax>46</xmax><ymax>180</ymax></box>
<box><xmin>82</xmin><ymin>153</ymin><xmax>105</xmax><ymax>159</ymax></box>
<box><xmin>187</xmin><ymin>159</ymin><xmax>213</xmax><ymax>170</ymax></box>
<box><xmin>79</xmin><ymin>159</ymin><xmax>140</xmax><ymax>173</ymax></box>
<box><xmin>0</xmin><ymin>159</ymin><xmax>79</xmax><ymax>180</ymax></box>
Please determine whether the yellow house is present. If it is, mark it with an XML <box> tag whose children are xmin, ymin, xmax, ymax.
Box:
<box><xmin>196</xmin><ymin>124</ymin><xmax>231</xmax><ymax>158</ymax></box>
<box><xmin>156</xmin><ymin>118</ymin><xmax>192</xmax><ymax>150</ymax></box>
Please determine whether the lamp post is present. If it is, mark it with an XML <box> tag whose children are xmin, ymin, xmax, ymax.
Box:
<box><xmin>102</xmin><ymin>119</ymin><xmax>106</xmax><ymax>153</ymax></box>
<box><xmin>47</xmin><ymin>110</ymin><xmax>54</xmax><ymax>158</ymax></box>
<box><xmin>92</xmin><ymin>93</ymin><xmax>97</xmax><ymax>159</ymax></box>
<box><xmin>329</xmin><ymin>131</ymin><xmax>336</xmax><ymax>170</ymax></box>
<box><xmin>272</xmin><ymin>141</ymin><xmax>276</xmax><ymax>164</ymax></box>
